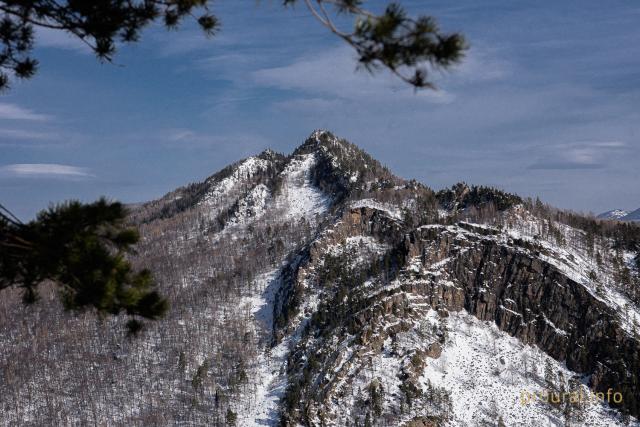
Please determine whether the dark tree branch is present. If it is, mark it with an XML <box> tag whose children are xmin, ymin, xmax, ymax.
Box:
<box><xmin>0</xmin><ymin>0</ymin><xmax>464</xmax><ymax>90</ymax></box>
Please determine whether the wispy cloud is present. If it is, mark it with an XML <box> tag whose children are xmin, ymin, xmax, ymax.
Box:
<box><xmin>0</xmin><ymin>164</ymin><xmax>94</xmax><ymax>179</ymax></box>
<box><xmin>250</xmin><ymin>45</ymin><xmax>507</xmax><ymax>104</ymax></box>
<box><xmin>149</xmin><ymin>28</ymin><xmax>233</xmax><ymax>57</ymax></box>
<box><xmin>35</xmin><ymin>27</ymin><xmax>91</xmax><ymax>54</ymax></box>
<box><xmin>166</xmin><ymin>128</ymin><xmax>200</xmax><ymax>142</ymax></box>
<box><xmin>0</xmin><ymin>103</ymin><xmax>52</xmax><ymax>121</ymax></box>
<box><xmin>528</xmin><ymin>141</ymin><xmax>627</xmax><ymax>170</ymax></box>
<box><xmin>449</xmin><ymin>45</ymin><xmax>512</xmax><ymax>83</ymax></box>
<box><xmin>0</xmin><ymin>128</ymin><xmax>58</xmax><ymax>141</ymax></box>
<box><xmin>121</xmin><ymin>127</ymin><xmax>274</xmax><ymax>158</ymax></box>
<box><xmin>251</xmin><ymin>46</ymin><xmax>455</xmax><ymax>103</ymax></box>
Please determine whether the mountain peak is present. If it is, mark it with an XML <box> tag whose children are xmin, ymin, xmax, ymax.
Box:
<box><xmin>597</xmin><ymin>208</ymin><xmax>640</xmax><ymax>222</ymax></box>
<box><xmin>294</xmin><ymin>130</ymin><xmax>387</xmax><ymax>173</ymax></box>
<box><xmin>310</xmin><ymin>128</ymin><xmax>333</xmax><ymax>141</ymax></box>
<box><xmin>256</xmin><ymin>148</ymin><xmax>285</xmax><ymax>162</ymax></box>
<box><xmin>294</xmin><ymin>129</ymin><xmax>348</xmax><ymax>155</ymax></box>
<box><xmin>291</xmin><ymin>130</ymin><xmax>405</xmax><ymax>202</ymax></box>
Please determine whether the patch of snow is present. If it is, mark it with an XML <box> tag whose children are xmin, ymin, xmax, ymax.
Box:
<box><xmin>200</xmin><ymin>156</ymin><xmax>271</xmax><ymax>215</ymax></box>
<box><xmin>597</xmin><ymin>210</ymin><xmax>631</xmax><ymax>220</ymax></box>
<box><xmin>227</xmin><ymin>184</ymin><xmax>271</xmax><ymax>226</ymax></box>
<box><xmin>276</xmin><ymin>153</ymin><xmax>331</xmax><ymax>221</ymax></box>
<box><xmin>235</xmin><ymin>271</ymin><xmax>289</xmax><ymax>426</ymax></box>
<box><xmin>421</xmin><ymin>309</ymin><xmax>635</xmax><ymax>426</ymax></box>
<box><xmin>326</xmin><ymin>236</ymin><xmax>391</xmax><ymax>267</ymax></box>
<box><xmin>467</xmin><ymin>211</ymin><xmax>640</xmax><ymax>336</ymax></box>
<box><xmin>350</xmin><ymin>198</ymin><xmax>403</xmax><ymax>220</ymax></box>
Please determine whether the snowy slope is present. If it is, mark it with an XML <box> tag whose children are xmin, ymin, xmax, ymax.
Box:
<box><xmin>350</xmin><ymin>198</ymin><xmax>403</xmax><ymax>220</ymax></box>
<box><xmin>197</xmin><ymin>156</ymin><xmax>274</xmax><ymax>223</ymax></box>
<box><xmin>495</xmin><ymin>209</ymin><xmax>640</xmax><ymax>335</ymax></box>
<box><xmin>421</xmin><ymin>310</ymin><xmax>635</xmax><ymax>427</ymax></box>
<box><xmin>597</xmin><ymin>209</ymin><xmax>630</xmax><ymax>220</ymax></box>
<box><xmin>234</xmin><ymin>270</ymin><xmax>288</xmax><ymax>426</ymax></box>
<box><xmin>276</xmin><ymin>153</ymin><xmax>331</xmax><ymax>221</ymax></box>
<box><xmin>216</xmin><ymin>152</ymin><xmax>331</xmax><ymax>238</ymax></box>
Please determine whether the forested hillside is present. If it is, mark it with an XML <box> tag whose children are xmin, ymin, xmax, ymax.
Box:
<box><xmin>1</xmin><ymin>131</ymin><xmax>639</xmax><ymax>426</ymax></box>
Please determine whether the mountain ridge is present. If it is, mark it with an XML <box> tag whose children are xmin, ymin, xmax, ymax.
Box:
<box><xmin>598</xmin><ymin>208</ymin><xmax>640</xmax><ymax>222</ymax></box>
<box><xmin>1</xmin><ymin>130</ymin><xmax>639</xmax><ymax>426</ymax></box>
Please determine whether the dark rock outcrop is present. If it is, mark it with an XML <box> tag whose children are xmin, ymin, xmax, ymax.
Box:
<box><xmin>403</xmin><ymin>225</ymin><xmax>640</xmax><ymax>417</ymax></box>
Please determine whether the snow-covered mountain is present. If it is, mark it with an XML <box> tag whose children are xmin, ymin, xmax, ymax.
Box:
<box><xmin>598</xmin><ymin>208</ymin><xmax>640</xmax><ymax>222</ymax></box>
<box><xmin>1</xmin><ymin>130</ymin><xmax>639</xmax><ymax>426</ymax></box>
<box><xmin>598</xmin><ymin>209</ymin><xmax>631</xmax><ymax>220</ymax></box>
<box><xmin>625</xmin><ymin>208</ymin><xmax>640</xmax><ymax>222</ymax></box>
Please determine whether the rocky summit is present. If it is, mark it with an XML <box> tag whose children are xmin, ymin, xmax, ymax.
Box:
<box><xmin>1</xmin><ymin>131</ymin><xmax>639</xmax><ymax>426</ymax></box>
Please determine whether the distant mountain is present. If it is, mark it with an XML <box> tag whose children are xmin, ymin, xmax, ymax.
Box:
<box><xmin>598</xmin><ymin>208</ymin><xmax>640</xmax><ymax>222</ymax></box>
<box><xmin>625</xmin><ymin>208</ymin><xmax>640</xmax><ymax>221</ymax></box>
<box><xmin>597</xmin><ymin>209</ymin><xmax>630</xmax><ymax>220</ymax></box>
<box><xmin>1</xmin><ymin>130</ymin><xmax>639</xmax><ymax>426</ymax></box>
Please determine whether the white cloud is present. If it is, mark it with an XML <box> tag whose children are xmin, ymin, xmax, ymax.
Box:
<box><xmin>251</xmin><ymin>46</ymin><xmax>454</xmax><ymax>104</ymax></box>
<box><xmin>528</xmin><ymin>141</ymin><xmax>628</xmax><ymax>170</ymax></box>
<box><xmin>0</xmin><ymin>164</ymin><xmax>94</xmax><ymax>179</ymax></box>
<box><xmin>589</xmin><ymin>141</ymin><xmax>626</xmax><ymax>148</ymax></box>
<box><xmin>0</xmin><ymin>103</ymin><xmax>52</xmax><ymax>121</ymax></box>
<box><xmin>249</xmin><ymin>44</ymin><xmax>508</xmax><ymax>107</ymax></box>
<box><xmin>447</xmin><ymin>45</ymin><xmax>512</xmax><ymax>83</ymax></box>
<box><xmin>35</xmin><ymin>27</ymin><xmax>91</xmax><ymax>54</ymax></box>
<box><xmin>123</xmin><ymin>127</ymin><xmax>274</xmax><ymax>159</ymax></box>
<box><xmin>166</xmin><ymin>129</ymin><xmax>199</xmax><ymax>142</ymax></box>
<box><xmin>151</xmin><ymin>30</ymin><xmax>212</xmax><ymax>57</ymax></box>
<box><xmin>0</xmin><ymin>129</ymin><xmax>58</xmax><ymax>141</ymax></box>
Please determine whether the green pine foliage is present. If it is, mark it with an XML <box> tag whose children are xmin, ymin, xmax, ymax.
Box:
<box><xmin>0</xmin><ymin>0</ymin><xmax>219</xmax><ymax>89</ymax></box>
<box><xmin>284</xmin><ymin>1</ymin><xmax>466</xmax><ymax>88</ymax></box>
<box><xmin>436</xmin><ymin>182</ymin><xmax>523</xmax><ymax>211</ymax></box>
<box><xmin>0</xmin><ymin>198</ymin><xmax>167</xmax><ymax>332</ymax></box>
<box><xmin>436</xmin><ymin>182</ymin><xmax>523</xmax><ymax>212</ymax></box>
<box><xmin>0</xmin><ymin>1</ymin><xmax>465</xmax><ymax>90</ymax></box>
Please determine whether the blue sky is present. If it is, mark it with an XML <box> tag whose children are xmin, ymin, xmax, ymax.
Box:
<box><xmin>1</xmin><ymin>0</ymin><xmax>639</xmax><ymax>219</ymax></box>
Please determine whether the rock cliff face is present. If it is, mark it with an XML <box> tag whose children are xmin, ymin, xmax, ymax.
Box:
<box><xmin>273</xmin><ymin>194</ymin><xmax>640</xmax><ymax>425</ymax></box>
<box><xmin>403</xmin><ymin>224</ymin><xmax>640</xmax><ymax>416</ymax></box>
